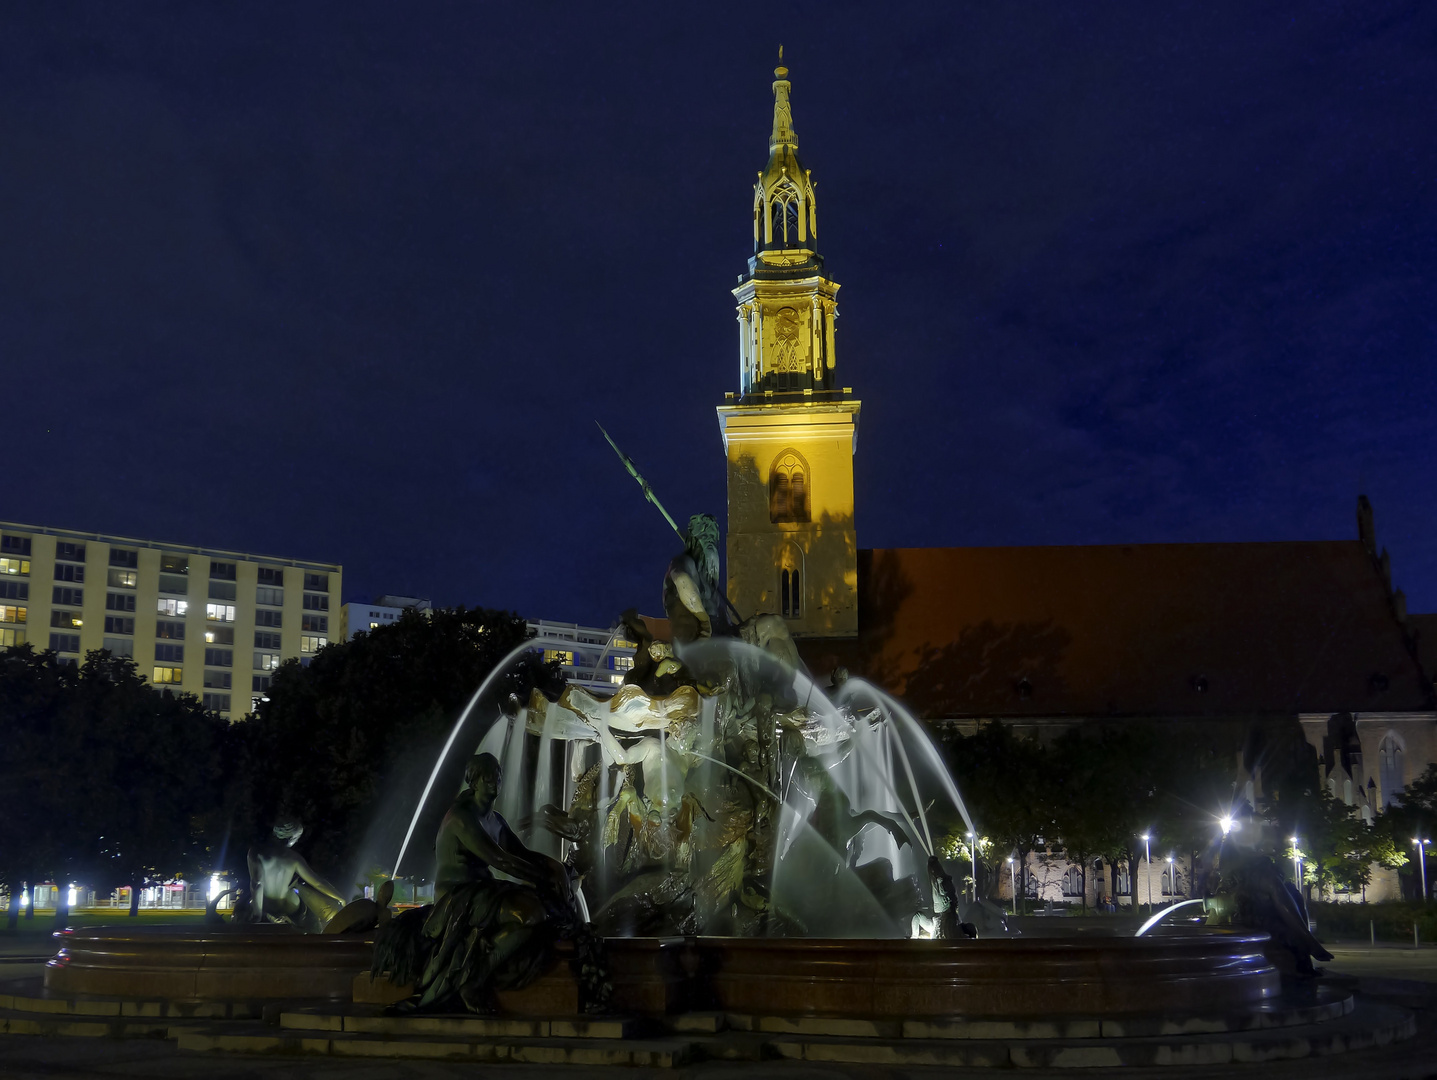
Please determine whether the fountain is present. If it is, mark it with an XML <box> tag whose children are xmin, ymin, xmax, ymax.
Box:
<box><xmin>30</xmin><ymin>561</ymin><xmax>1413</xmax><ymax>1064</ymax></box>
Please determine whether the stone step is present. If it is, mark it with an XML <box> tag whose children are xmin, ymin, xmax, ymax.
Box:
<box><xmin>175</xmin><ymin>1022</ymin><xmax>700</xmax><ymax>1066</ymax></box>
<box><xmin>0</xmin><ymin>1006</ymin><xmax>181</xmax><ymax>1040</ymax></box>
<box><xmin>279</xmin><ymin>1006</ymin><xmax>640</xmax><ymax>1039</ymax></box>
<box><xmin>765</xmin><ymin>1000</ymin><xmax>1416</xmax><ymax>1068</ymax></box>
<box><xmin>727</xmin><ymin>997</ymin><xmax>1353</xmax><ymax>1041</ymax></box>
<box><xmin>0</xmin><ymin>976</ymin><xmax>265</xmax><ymax>1020</ymax></box>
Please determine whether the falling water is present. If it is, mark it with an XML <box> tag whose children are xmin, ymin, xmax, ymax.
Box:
<box><xmin>390</xmin><ymin>634</ymin><xmax>609</xmax><ymax>878</ymax></box>
<box><xmin>1135</xmin><ymin>898</ymin><xmax>1206</xmax><ymax>936</ymax></box>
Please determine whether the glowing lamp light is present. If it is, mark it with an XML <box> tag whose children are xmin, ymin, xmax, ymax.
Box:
<box><xmin>19</xmin><ymin>893</ymin><xmax>28</xmax><ymax>907</ymax></box>
<box><xmin>67</xmin><ymin>885</ymin><xmax>77</xmax><ymax>907</ymax></box>
<box><xmin>208</xmin><ymin>874</ymin><xmax>223</xmax><ymax>901</ymax></box>
<box><xmin>1219</xmin><ymin>816</ymin><xmax>1234</xmax><ymax>835</ymax></box>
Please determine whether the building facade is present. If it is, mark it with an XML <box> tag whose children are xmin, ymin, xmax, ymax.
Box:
<box><xmin>526</xmin><ymin>618</ymin><xmax>637</xmax><ymax>693</ymax></box>
<box><xmin>717</xmin><ymin>59</ymin><xmax>860</xmax><ymax>639</ymax></box>
<box><xmin>709</xmin><ymin>65</ymin><xmax>1436</xmax><ymax>907</ymax></box>
<box><xmin>0</xmin><ymin>520</ymin><xmax>341</xmax><ymax>719</ymax></box>
<box><xmin>339</xmin><ymin>594</ymin><xmax>433</xmax><ymax>641</ymax></box>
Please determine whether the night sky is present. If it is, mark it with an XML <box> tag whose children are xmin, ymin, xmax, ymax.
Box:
<box><xmin>3</xmin><ymin>3</ymin><xmax>1433</xmax><ymax>626</ymax></box>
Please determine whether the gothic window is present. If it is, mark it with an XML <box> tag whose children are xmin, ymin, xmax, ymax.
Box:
<box><xmin>1114</xmin><ymin>862</ymin><xmax>1132</xmax><ymax>897</ymax></box>
<box><xmin>769</xmin><ymin>182</ymin><xmax>801</xmax><ymax>246</ymax></box>
<box><xmin>769</xmin><ymin>450</ymin><xmax>810</xmax><ymax>523</ymax></box>
<box><xmin>1061</xmin><ymin>866</ymin><xmax>1083</xmax><ymax>897</ymax></box>
<box><xmin>1379</xmin><ymin>731</ymin><xmax>1406</xmax><ymax>807</ymax></box>
<box><xmin>779</xmin><ymin>544</ymin><xmax>803</xmax><ymax>620</ymax></box>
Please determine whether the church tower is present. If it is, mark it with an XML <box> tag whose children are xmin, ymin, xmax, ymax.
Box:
<box><xmin>718</xmin><ymin>56</ymin><xmax>860</xmax><ymax>638</ymax></box>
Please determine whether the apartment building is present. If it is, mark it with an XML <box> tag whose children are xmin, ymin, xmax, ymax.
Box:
<box><xmin>0</xmin><ymin>521</ymin><xmax>341</xmax><ymax>719</ymax></box>
<box><xmin>526</xmin><ymin>618</ymin><xmax>638</xmax><ymax>693</ymax></box>
<box><xmin>339</xmin><ymin>594</ymin><xmax>433</xmax><ymax>641</ymax></box>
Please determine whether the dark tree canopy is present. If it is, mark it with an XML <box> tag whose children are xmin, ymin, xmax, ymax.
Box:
<box><xmin>235</xmin><ymin>606</ymin><xmax>557</xmax><ymax>885</ymax></box>
<box><xmin>0</xmin><ymin>645</ymin><xmax>229</xmax><ymax>908</ymax></box>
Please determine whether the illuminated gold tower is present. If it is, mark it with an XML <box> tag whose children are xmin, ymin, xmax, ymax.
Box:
<box><xmin>718</xmin><ymin>56</ymin><xmax>859</xmax><ymax>637</ymax></box>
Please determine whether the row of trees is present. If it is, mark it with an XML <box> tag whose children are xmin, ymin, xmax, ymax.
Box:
<box><xmin>3</xmin><ymin>613</ymin><xmax>1432</xmax><ymax>924</ymax></box>
<box><xmin>0</xmin><ymin>606</ymin><xmax>550</xmax><ymax>925</ymax></box>
<box><xmin>939</xmin><ymin>720</ymin><xmax>1433</xmax><ymax>909</ymax></box>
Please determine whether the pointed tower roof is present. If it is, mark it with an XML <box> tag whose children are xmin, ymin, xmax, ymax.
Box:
<box><xmin>758</xmin><ymin>48</ymin><xmax>809</xmax><ymax>211</ymax></box>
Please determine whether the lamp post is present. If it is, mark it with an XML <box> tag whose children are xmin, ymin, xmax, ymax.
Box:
<box><xmin>967</xmin><ymin>832</ymin><xmax>977</xmax><ymax>902</ymax></box>
<box><xmin>1290</xmin><ymin>836</ymin><xmax>1303</xmax><ymax>903</ymax></box>
<box><xmin>1414</xmin><ymin>838</ymin><xmax>1431</xmax><ymax>903</ymax></box>
<box><xmin>1140</xmin><ymin>833</ymin><xmax>1152</xmax><ymax>913</ymax></box>
<box><xmin>1166</xmin><ymin>855</ymin><xmax>1175</xmax><ymax>905</ymax></box>
<box><xmin>1008</xmin><ymin>856</ymin><xmax>1018</xmax><ymax>917</ymax></box>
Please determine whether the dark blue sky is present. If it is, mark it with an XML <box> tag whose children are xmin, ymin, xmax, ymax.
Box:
<box><xmin>2</xmin><ymin>3</ymin><xmax>1433</xmax><ymax>625</ymax></box>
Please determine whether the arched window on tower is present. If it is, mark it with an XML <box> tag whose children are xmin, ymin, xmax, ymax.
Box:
<box><xmin>769</xmin><ymin>450</ymin><xmax>810</xmax><ymax>524</ymax></box>
<box><xmin>779</xmin><ymin>544</ymin><xmax>803</xmax><ymax>620</ymax></box>
<box><xmin>769</xmin><ymin>182</ymin><xmax>801</xmax><ymax>246</ymax></box>
<box><xmin>1379</xmin><ymin>731</ymin><xmax>1406</xmax><ymax>807</ymax></box>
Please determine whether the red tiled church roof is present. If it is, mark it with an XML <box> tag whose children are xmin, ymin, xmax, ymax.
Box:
<box><xmin>797</xmin><ymin>541</ymin><xmax>1431</xmax><ymax>720</ymax></box>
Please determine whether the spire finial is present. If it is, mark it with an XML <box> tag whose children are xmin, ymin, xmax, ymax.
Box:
<box><xmin>770</xmin><ymin>50</ymin><xmax>795</xmax><ymax>150</ymax></box>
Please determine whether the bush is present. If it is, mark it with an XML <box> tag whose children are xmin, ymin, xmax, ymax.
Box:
<box><xmin>1307</xmin><ymin>901</ymin><xmax>1437</xmax><ymax>943</ymax></box>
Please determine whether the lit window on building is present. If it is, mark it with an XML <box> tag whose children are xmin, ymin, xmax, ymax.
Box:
<box><xmin>543</xmin><ymin>649</ymin><xmax>575</xmax><ymax>665</ymax></box>
<box><xmin>300</xmin><ymin>635</ymin><xmax>327</xmax><ymax>653</ymax></box>
<box><xmin>205</xmin><ymin>603</ymin><xmax>236</xmax><ymax>622</ymax></box>
<box><xmin>0</xmin><ymin>604</ymin><xmax>27</xmax><ymax>624</ymax></box>
<box><xmin>107</xmin><ymin>568</ymin><xmax>138</xmax><ymax>588</ymax></box>
<box><xmin>153</xmin><ymin>665</ymin><xmax>183</xmax><ymax>683</ymax></box>
<box><xmin>0</xmin><ymin>557</ymin><xmax>30</xmax><ymax>576</ymax></box>
<box><xmin>254</xmin><ymin>651</ymin><xmax>281</xmax><ymax>671</ymax></box>
<box><xmin>50</xmin><ymin>610</ymin><xmax>80</xmax><ymax>629</ymax></box>
<box><xmin>157</xmin><ymin>598</ymin><xmax>188</xmax><ymax>617</ymax></box>
<box><xmin>205</xmin><ymin>626</ymin><xmax>234</xmax><ymax>645</ymax></box>
<box><xmin>0</xmin><ymin>628</ymin><xmax>25</xmax><ymax>647</ymax></box>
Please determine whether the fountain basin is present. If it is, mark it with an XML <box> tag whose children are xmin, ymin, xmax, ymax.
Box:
<box><xmin>45</xmin><ymin>927</ymin><xmax>1278</xmax><ymax>1021</ymax></box>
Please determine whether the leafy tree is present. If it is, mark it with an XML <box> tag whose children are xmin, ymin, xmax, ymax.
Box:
<box><xmin>234</xmin><ymin>606</ymin><xmax>559</xmax><ymax>888</ymax></box>
<box><xmin>0</xmin><ymin>646</ymin><xmax>229</xmax><ymax>924</ymax></box>
<box><xmin>941</xmin><ymin>722</ymin><xmax>1057</xmax><ymax>910</ymax></box>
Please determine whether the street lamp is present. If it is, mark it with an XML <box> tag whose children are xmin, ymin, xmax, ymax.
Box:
<box><xmin>1166</xmin><ymin>855</ymin><xmax>1176</xmax><ymax>905</ymax></box>
<box><xmin>1140</xmin><ymin>833</ymin><xmax>1152</xmax><ymax>912</ymax></box>
<box><xmin>1219</xmin><ymin>815</ymin><xmax>1234</xmax><ymax>836</ymax></box>
<box><xmin>1290</xmin><ymin>836</ymin><xmax>1303</xmax><ymax>900</ymax></box>
<box><xmin>967</xmin><ymin>832</ymin><xmax>978</xmax><ymax>902</ymax></box>
<box><xmin>1008</xmin><ymin>856</ymin><xmax>1018</xmax><ymax>917</ymax></box>
<box><xmin>1413</xmin><ymin>838</ymin><xmax>1431</xmax><ymax>903</ymax></box>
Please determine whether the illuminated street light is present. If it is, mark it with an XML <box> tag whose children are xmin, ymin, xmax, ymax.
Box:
<box><xmin>1008</xmin><ymin>856</ymin><xmax>1018</xmax><ymax>917</ymax></box>
<box><xmin>1140</xmin><ymin>833</ymin><xmax>1153</xmax><ymax>911</ymax></box>
<box><xmin>970</xmin><ymin>834</ymin><xmax>981</xmax><ymax>902</ymax></box>
<box><xmin>1166</xmin><ymin>855</ymin><xmax>1176</xmax><ymax>906</ymax></box>
<box><xmin>1413</xmin><ymin>838</ymin><xmax>1431</xmax><ymax>902</ymax></box>
<box><xmin>1219</xmin><ymin>815</ymin><xmax>1234</xmax><ymax>836</ymax></box>
<box><xmin>1290</xmin><ymin>836</ymin><xmax>1303</xmax><ymax>903</ymax></box>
